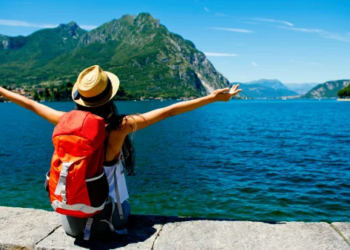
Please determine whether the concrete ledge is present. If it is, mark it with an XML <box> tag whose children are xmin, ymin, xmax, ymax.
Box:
<box><xmin>0</xmin><ymin>206</ymin><xmax>349</xmax><ymax>250</ymax></box>
<box><xmin>0</xmin><ymin>207</ymin><xmax>60</xmax><ymax>250</ymax></box>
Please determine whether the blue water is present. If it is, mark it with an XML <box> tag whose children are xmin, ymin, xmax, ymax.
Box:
<box><xmin>0</xmin><ymin>100</ymin><xmax>349</xmax><ymax>222</ymax></box>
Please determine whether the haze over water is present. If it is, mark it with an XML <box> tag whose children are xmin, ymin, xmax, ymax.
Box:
<box><xmin>0</xmin><ymin>100</ymin><xmax>349</xmax><ymax>222</ymax></box>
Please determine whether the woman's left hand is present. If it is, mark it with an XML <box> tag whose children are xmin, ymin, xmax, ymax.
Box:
<box><xmin>210</xmin><ymin>84</ymin><xmax>242</xmax><ymax>102</ymax></box>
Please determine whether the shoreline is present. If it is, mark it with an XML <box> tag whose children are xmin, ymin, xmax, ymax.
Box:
<box><xmin>0</xmin><ymin>98</ymin><xmax>346</xmax><ymax>104</ymax></box>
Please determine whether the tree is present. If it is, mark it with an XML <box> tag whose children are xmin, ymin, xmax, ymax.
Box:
<box><xmin>338</xmin><ymin>86</ymin><xmax>350</xmax><ymax>98</ymax></box>
<box><xmin>54</xmin><ymin>90</ymin><xmax>61</xmax><ymax>101</ymax></box>
<box><xmin>32</xmin><ymin>90</ymin><xmax>40</xmax><ymax>101</ymax></box>
<box><xmin>44</xmin><ymin>88</ymin><xmax>50</xmax><ymax>101</ymax></box>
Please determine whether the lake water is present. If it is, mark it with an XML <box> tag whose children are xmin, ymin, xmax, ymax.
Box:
<box><xmin>0</xmin><ymin>100</ymin><xmax>349</xmax><ymax>222</ymax></box>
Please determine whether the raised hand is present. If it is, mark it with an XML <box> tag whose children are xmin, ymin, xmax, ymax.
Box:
<box><xmin>210</xmin><ymin>84</ymin><xmax>242</xmax><ymax>102</ymax></box>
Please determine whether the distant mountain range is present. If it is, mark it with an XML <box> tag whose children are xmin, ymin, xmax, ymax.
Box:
<box><xmin>0</xmin><ymin>13</ymin><xmax>229</xmax><ymax>98</ymax></box>
<box><xmin>234</xmin><ymin>79</ymin><xmax>299</xmax><ymax>98</ymax></box>
<box><xmin>303</xmin><ymin>80</ymin><xmax>350</xmax><ymax>98</ymax></box>
<box><xmin>245</xmin><ymin>79</ymin><xmax>289</xmax><ymax>90</ymax></box>
<box><xmin>234</xmin><ymin>79</ymin><xmax>348</xmax><ymax>99</ymax></box>
<box><xmin>284</xmin><ymin>83</ymin><xmax>319</xmax><ymax>95</ymax></box>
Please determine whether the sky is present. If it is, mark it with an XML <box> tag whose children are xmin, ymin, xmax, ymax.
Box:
<box><xmin>1</xmin><ymin>0</ymin><xmax>349</xmax><ymax>83</ymax></box>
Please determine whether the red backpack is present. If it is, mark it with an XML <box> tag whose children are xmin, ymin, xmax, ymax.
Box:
<box><xmin>46</xmin><ymin>110</ymin><xmax>109</xmax><ymax>218</ymax></box>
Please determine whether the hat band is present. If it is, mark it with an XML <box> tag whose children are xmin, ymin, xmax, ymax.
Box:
<box><xmin>75</xmin><ymin>78</ymin><xmax>112</xmax><ymax>103</ymax></box>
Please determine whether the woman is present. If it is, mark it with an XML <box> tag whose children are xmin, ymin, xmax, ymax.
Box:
<box><xmin>0</xmin><ymin>65</ymin><xmax>241</xmax><ymax>238</ymax></box>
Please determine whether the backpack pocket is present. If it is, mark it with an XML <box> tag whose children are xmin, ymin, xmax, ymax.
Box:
<box><xmin>86</xmin><ymin>171</ymin><xmax>109</xmax><ymax>207</ymax></box>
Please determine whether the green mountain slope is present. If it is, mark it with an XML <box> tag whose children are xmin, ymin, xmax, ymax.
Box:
<box><xmin>303</xmin><ymin>80</ymin><xmax>350</xmax><ymax>98</ymax></box>
<box><xmin>0</xmin><ymin>22</ymin><xmax>86</xmax><ymax>79</ymax></box>
<box><xmin>0</xmin><ymin>13</ymin><xmax>229</xmax><ymax>98</ymax></box>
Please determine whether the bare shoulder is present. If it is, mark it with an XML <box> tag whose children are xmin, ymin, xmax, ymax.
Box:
<box><xmin>104</xmin><ymin>128</ymin><xmax>124</xmax><ymax>160</ymax></box>
<box><xmin>109</xmin><ymin>127</ymin><xmax>126</xmax><ymax>140</ymax></box>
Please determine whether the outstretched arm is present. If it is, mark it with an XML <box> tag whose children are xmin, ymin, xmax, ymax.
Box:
<box><xmin>0</xmin><ymin>87</ymin><xmax>65</xmax><ymax>125</ymax></box>
<box><xmin>121</xmin><ymin>84</ymin><xmax>242</xmax><ymax>134</ymax></box>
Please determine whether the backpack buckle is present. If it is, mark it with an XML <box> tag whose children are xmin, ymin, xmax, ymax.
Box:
<box><xmin>60</xmin><ymin>162</ymin><xmax>71</xmax><ymax>177</ymax></box>
<box><xmin>54</xmin><ymin>162</ymin><xmax>73</xmax><ymax>196</ymax></box>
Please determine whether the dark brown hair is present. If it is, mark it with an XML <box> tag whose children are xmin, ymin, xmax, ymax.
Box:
<box><xmin>76</xmin><ymin>101</ymin><xmax>136</xmax><ymax>175</ymax></box>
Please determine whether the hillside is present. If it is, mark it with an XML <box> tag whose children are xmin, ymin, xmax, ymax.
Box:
<box><xmin>303</xmin><ymin>80</ymin><xmax>350</xmax><ymax>98</ymax></box>
<box><xmin>0</xmin><ymin>13</ymin><xmax>229</xmax><ymax>98</ymax></box>
<box><xmin>0</xmin><ymin>22</ymin><xmax>87</xmax><ymax>78</ymax></box>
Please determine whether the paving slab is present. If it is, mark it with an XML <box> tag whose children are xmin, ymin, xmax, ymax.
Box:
<box><xmin>153</xmin><ymin>220</ymin><xmax>350</xmax><ymax>250</ymax></box>
<box><xmin>332</xmin><ymin>223</ymin><xmax>350</xmax><ymax>246</ymax></box>
<box><xmin>0</xmin><ymin>206</ymin><xmax>60</xmax><ymax>250</ymax></box>
<box><xmin>36</xmin><ymin>215</ymin><xmax>167</xmax><ymax>250</ymax></box>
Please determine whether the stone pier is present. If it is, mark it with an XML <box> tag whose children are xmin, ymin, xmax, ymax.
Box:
<box><xmin>0</xmin><ymin>206</ymin><xmax>349</xmax><ymax>250</ymax></box>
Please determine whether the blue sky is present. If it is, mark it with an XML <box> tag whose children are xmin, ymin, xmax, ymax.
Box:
<box><xmin>1</xmin><ymin>0</ymin><xmax>349</xmax><ymax>83</ymax></box>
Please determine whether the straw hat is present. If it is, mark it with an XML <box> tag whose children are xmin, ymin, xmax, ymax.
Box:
<box><xmin>72</xmin><ymin>65</ymin><xmax>120</xmax><ymax>107</ymax></box>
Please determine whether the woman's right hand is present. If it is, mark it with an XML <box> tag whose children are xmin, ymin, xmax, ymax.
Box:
<box><xmin>210</xmin><ymin>84</ymin><xmax>242</xmax><ymax>102</ymax></box>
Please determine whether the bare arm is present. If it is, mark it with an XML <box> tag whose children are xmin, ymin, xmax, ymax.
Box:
<box><xmin>121</xmin><ymin>84</ymin><xmax>242</xmax><ymax>134</ymax></box>
<box><xmin>0</xmin><ymin>87</ymin><xmax>65</xmax><ymax>125</ymax></box>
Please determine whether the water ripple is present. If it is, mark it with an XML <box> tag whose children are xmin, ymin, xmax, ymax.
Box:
<box><xmin>0</xmin><ymin>100</ymin><xmax>349</xmax><ymax>221</ymax></box>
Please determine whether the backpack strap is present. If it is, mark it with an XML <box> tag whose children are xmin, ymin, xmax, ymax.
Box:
<box><xmin>84</xmin><ymin>218</ymin><xmax>94</xmax><ymax>241</ymax></box>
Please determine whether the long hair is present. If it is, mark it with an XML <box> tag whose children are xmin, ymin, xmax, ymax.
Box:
<box><xmin>76</xmin><ymin>101</ymin><xmax>136</xmax><ymax>175</ymax></box>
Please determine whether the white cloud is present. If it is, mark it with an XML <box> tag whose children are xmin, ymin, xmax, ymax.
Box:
<box><xmin>280</xmin><ymin>26</ymin><xmax>350</xmax><ymax>43</ymax></box>
<box><xmin>211</xmin><ymin>27</ymin><xmax>254</xmax><ymax>33</ymax></box>
<box><xmin>254</xmin><ymin>18</ymin><xmax>294</xmax><ymax>27</ymax></box>
<box><xmin>204</xmin><ymin>52</ymin><xmax>237</xmax><ymax>57</ymax></box>
<box><xmin>80</xmin><ymin>25</ymin><xmax>97</xmax><ymax>30</ymax></box>
<box><xmin>204</xmin><ymin>7</ymin><xmax>210</xmax><ymax>12</ymax></box>
<box><xmin>0</xmin><ymin>19</ymin><xmax>57</xmax><ymax>28</ymax></box>
<box><xmin>280</xmin><ymin>26</ymin><xmax>323</xmax><ymax>33</ymax></box>
<box><xmin>251</xmin><ymin>62</ymin><xmax>258</xmax><ymax>66</ymax></box>
<box><xmin>0</xmin><ymin>19</ymin><xmax>97</xmax><ymax>31</ymax></box>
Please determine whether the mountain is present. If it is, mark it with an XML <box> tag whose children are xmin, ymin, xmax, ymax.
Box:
<box><xmin>0</xmin><ymin>13</ymin><xmax>229</xmax><ymax>98</ymax></box>
<box><xmin>303</xmin><ymin>80</ymin><xmax>350</xmax><ymax>98</ymax></box>
<box><xmin>284</xmin><ymin>83</ymin><xmax>319</xmax><ymax>95</ymax></box>
<box><xmin>245</xmin><ymin>79</ymin><xmax>289</xmax><ymax>90</ymax></box>
<box><xmin>0</xmin><ymin>22</ymin><xmax>86</xmax><ymax>78</ymax></box>
<box><xmin>238</xmin><ymin>83</ymin><xmax>299</xmax><ymax>98</ymax></box>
